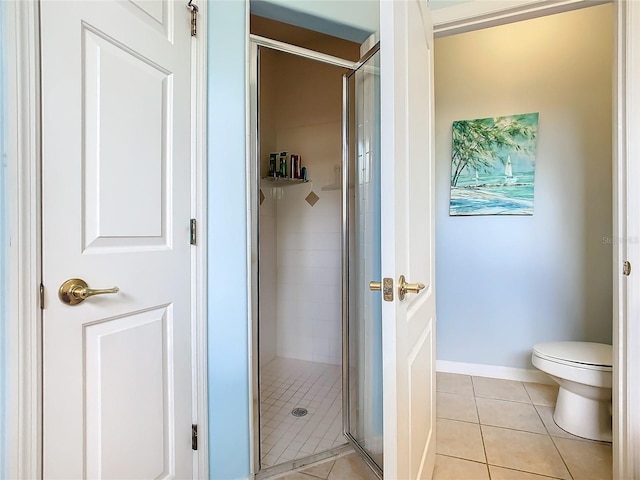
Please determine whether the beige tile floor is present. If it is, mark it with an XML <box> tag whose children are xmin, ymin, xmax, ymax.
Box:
<box><xmin>274</xmin><ymin>373</ymin><xmax>612</xmax><ymax>480</ymax></box>
<box><xmin>434</xmin><ymin>373</ymin><xmax>612</xmax><ymax>480</ymax></box>
<box><xmin>276</xmin><ymin>452</ymin><xmax>379</xmax><ymax>480</ymax></box>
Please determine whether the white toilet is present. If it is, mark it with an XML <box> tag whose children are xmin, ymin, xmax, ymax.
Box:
<box><xmin>531</xmin><ymin>341</ymin><xmax>612</xmax><ymax>442</ymax></box>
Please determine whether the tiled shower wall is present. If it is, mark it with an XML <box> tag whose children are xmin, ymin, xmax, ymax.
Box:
<box><xmin>258</xmin><ymin>39</ymin><xmax>359</xmax><ymax>366</ymax></box>
<box><xmin>260</xmin><ymin>173</ymin><xmax>342</xmax><ymax>366</ymax></box>
<box><xmin>271</xmin><ymin>52</ymin><xmax>346</xmax><ymax>365</ymax></box>
<box><xmin>274</xmin><ymin>178</ymin><xmax>342</xmax><ymax>365</ymax></box>
<box><xmin>259</xmin><ymin>193</ymin><xmax>278</xmax><ymax>366</ymax></box>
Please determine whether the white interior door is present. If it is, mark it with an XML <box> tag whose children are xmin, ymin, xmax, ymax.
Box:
<box><xmin>380</xmin><ymin>0</ymin><xmax>436</xmax><ymax>479</ymax></box>
<box><xmin>41</xmin><ymin>1</ymin><xmax>194</xmax><ymax>478</ymax></box>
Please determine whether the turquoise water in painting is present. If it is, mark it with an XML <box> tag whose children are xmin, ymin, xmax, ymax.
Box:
<box><xmin>450</xmin><ymin>172</ymin><xmax>535</xmax><ymax>216</ymax></box>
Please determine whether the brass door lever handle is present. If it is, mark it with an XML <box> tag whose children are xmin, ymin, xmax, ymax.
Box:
<box><xmin>398</xmin><ymin>275</ymin><xmax>425</xmax><ymax>300</ymax></box>
<box><xmin>59</xmin><ymin>278</ymin><xmax>120</xmax><ymax>306</ymax></box>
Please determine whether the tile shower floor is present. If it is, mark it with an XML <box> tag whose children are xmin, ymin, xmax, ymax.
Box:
<box><xmin>277</xmin><ymin>373</ymin><xmax>613</xmax><ymax>480</ymax></box>
<box><xmin>260</xmin><ymin>357</ymin><xmax>346</xmax><ymax>468</ymax></box>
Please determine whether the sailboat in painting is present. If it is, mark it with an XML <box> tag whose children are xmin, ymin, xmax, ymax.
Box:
<box><xmin>504</xmin><ymin>155</ymin><xmax>517</xmax><ymax>184</ymax></box>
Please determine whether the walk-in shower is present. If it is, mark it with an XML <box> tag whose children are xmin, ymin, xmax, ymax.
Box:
<box><xmin>249</xmin><ymin>26</ymin><xmax>382</xmax><ymax>478</ymax></box>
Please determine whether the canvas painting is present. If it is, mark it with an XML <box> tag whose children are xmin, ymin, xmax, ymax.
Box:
<box><xmin>449</xmin><ymin>112</ymin><xmax>539</xmax><ymax>216</ymax></box>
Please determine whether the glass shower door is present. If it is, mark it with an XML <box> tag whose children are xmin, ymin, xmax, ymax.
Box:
<box><xmin>343</xmin><ymin>46</ymin><xmax>383</xmax><ymax>476</ymax></box>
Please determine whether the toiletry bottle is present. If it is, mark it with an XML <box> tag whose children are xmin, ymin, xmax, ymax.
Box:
<box><xmin>279</xmin><ymin>152</ymin><xmax>288</xmax><ymax>178</ymax></box>
<box><xmin>269</xmin><ymin>153</ymin><xmax>277</xmax><ymax>178</ymax></box>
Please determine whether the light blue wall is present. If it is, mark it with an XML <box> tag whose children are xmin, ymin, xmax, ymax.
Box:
<box><xmin>434</xmin><ymin>5</ymin><xmax>614</xmax><ymax>369</ymax></box>
<box><xmin>207</xmin><ymin>2</ymin><xmax>251</xmax><ymax>479</ymax></box>
<box><xmin>251</xmin><ymin>0</ymin><xmax>378</xmax><ymax>42</ymax></box>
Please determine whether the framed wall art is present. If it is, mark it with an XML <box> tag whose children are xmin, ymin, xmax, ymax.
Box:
<box><xmin>449</xmin><ymin>112</ymin><xmax>539</xmax><ymax>216</ymax></box>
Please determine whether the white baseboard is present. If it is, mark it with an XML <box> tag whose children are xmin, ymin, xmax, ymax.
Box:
<box><xmin>436</xmin><ymin>360</ymin><xmax>554</xmax><ymax>385</ymax></box>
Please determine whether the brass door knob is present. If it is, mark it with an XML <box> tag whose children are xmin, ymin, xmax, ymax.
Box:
<box><xmin>59</xmin><ymin>278</ymin><xmax>120</xmax><ymax>306</ymax></box>
<box><xmin>398</xmin><ymin>275</ymin><xmax>425</xmax><ymax>300</ymax></box>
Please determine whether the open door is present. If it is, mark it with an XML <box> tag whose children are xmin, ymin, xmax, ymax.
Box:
<box><xmin>380</xmin><ymin>0</ymin><xmax>436</xmax><ymax>479</ymax></box>
<box><xmin>345</xmin><ymin>0</ymin><xmax>435</xmax><ymax>478</ymax></box>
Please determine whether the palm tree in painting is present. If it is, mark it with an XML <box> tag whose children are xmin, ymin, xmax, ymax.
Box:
<box><xmin>450</xmin><ymin>114</ymin><xmax>537</xmax><ymax>187</ymax></box>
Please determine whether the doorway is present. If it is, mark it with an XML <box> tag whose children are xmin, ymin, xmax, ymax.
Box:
<box><xmin>432</xmin><ymin>3</ymin><xmax>615</xmax><ymax>478</ymax></box>
<box><xmin>251</xmin><ymin>27</ymin><xmax>355</xmax><ymax>473</ymax></box>
<box><xmin>248</xmin><ymin>16</ymin><xmax>384</xmax><ymax>478</ymax></box>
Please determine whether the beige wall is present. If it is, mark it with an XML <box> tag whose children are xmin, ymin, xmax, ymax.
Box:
<box><xmin>434</xmin><ymin>4</ymin><xmax>614</xmax><ymax>368</ymax></box>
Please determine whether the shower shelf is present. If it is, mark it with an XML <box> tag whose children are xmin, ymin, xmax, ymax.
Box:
<box><xmin>261</xmin><ymin>177</ymin><xmax>310</xmax><ymax>187</ymax></box>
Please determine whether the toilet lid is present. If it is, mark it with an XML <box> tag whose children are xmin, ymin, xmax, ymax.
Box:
<box><xmin>533</xmin><ymin>342</ymin><xmax>612</xmax><ymax>368</ymax></box>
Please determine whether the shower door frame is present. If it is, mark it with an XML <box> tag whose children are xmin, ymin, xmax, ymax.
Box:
<box><xmin>248</xmin><ymin>36</ymin><xmax>353</xmax><ymax>478</ymax></box>
<box><xmin>248</xmin><ymin>36</ymin><xmax>383</xmax><ymax>478</ymax></box>
<box><xmin>340</xmin><ymin>43</ymin><xmax>383</xmax><ymax>480</ymax></box>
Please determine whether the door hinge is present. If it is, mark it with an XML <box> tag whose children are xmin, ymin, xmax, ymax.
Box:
<box><xmin>623</xmin><ymin>260</ymin><xmax>631</xmax><ymax>276</ymax></box>
<box><xmin>192</xmin><ymin>424</ymin><xmax>198</xmax><ymax>450</ymax></box>
<box><xmin>190</xmin><ymin>218</ymin><xmax>197</xmax><ymax>245</ymax></box>
<box><xmin>187</xmin><ymin>1</ymin><xmax>198</xmax><ymax>36</ymax></box>
<box><xmin>40</xmin><ymin>283</ymin><xmax>45</xmax><ymax>310</ymax></box>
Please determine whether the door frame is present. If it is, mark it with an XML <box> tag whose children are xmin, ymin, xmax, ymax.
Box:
<box><xmin>432</xmin><ymin>1</ymin><xmax>638</xmax><ymax>478</ymax></box>
<box><xmin>3</xmin><ymin>1</ymin><xmax>210</xmax><ymax>478</ymax></box>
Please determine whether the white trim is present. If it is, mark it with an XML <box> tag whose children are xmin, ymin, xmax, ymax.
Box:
<box><xmin>5</xmin><ymin>1</ymin><xmax>42</xmax><ymax>478</ymax></box>
<box><xmin>612</xmin><ymin>2</ymin><xmax>625</xmax><ymax>477</ymax></box>
<box><xmin>433</xmin><ymin>0</ymin><xmax>610</xmax><ymax>37</ymax></box>
<box><xmin>246</xmin><ymin>1</ymin><xmax>258</xmax><ymax>476</ymax></box>
<box><xmin>614</xmin><ymin>1</ymin><xmax>640</xmax><ymax>478</ymax></box>
<box><xmin>191</xmin><ymin>1</ymin><xmax>209</xmax><ymax>477</ymax></box>
<box><xmin>436</xmin><ymin>360</ymin><xmax>554</xmax><ymax>385</ymax></box>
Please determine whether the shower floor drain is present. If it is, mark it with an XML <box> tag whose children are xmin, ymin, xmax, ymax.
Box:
<box><xmin>291</xmin><ymin>407</ymin><xmax>308</xmax><ymax>417</ymax></box>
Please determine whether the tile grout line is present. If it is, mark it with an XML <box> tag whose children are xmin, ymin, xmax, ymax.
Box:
<box><xmin>437</xmin><ymin>452</ymin><xmax>486</xmax><ymax>465</ymax></box>
<box><xmin>522</xmin><ymin>381</ymin><xmax>572</xmax><ymax>480</ymax></box>
<box><xmin>470</xmin><ymin>376</ymin><xmax>492</xmax><ymax>479</ymax></box>
<box><xmin>440</xmin><ymin>374</ymin><xmax>611</xmax><ymax>480</ymax></box>
<box><xmin>490</xmin><ymin>463</ymin><xmax>565</xmax><ymax>480</ymax></box>
<box><xmin>517</xmin><ymin>381</ymin><xmax>573</xmax><ymax>480</ymax></box>
<box><xmin>478</xmin><ymin>377</ymin><xmax>569</xmax><ymax>480</ymax></box>
<box><xmin>548</xmin><ymin>435</ymin><xmax>575</xmax><ymax>480</ymax></box>
<box><xmin>437</xmin><ymin>452</ymin><xmax>567</xmax><ymax>480</ymax></box>
<box><xmin>527</xmin><ymin>386</ymin><xmax>576</xmax><ymax>480</ymax></box>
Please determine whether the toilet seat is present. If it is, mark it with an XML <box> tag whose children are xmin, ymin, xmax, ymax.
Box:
<box><xmin>533</xmin><ymin>342</ymin><xmax>612</xmax><ymax>372</ymax></box>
